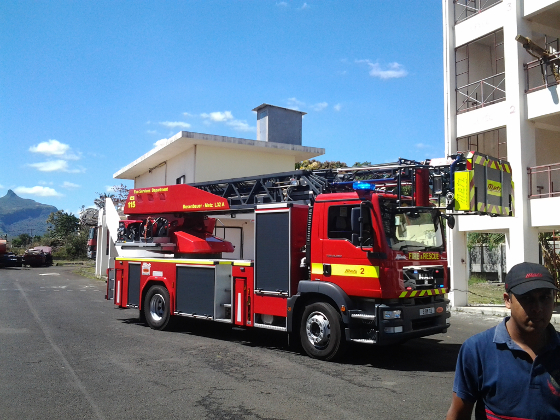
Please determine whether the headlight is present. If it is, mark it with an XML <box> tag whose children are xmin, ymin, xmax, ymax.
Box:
<box><xmin>383</xmin><ymin>310</ymin><xmax>402</xmax><ymax>319</ymax></box>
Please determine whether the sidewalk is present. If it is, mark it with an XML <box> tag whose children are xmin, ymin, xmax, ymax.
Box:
<box><xmin>452</xmin><ymin>305</ymin><xmax>560</xmax><ymax>325</ymax></box>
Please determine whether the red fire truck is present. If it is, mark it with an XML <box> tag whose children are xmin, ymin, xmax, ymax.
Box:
<box><xmin>106</xmin><ymin>153</ymin><xmax>513</xmax><ymax>360</ymax></box>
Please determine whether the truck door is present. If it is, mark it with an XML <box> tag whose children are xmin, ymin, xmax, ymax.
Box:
<box><xmin>319</xmin><ymin>203</ymin><xmax>383</xmax><ymax>297</ymax></box>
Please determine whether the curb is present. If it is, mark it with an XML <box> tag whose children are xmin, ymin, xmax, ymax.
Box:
<box><xmin>452</xmin><ymin>306</ymin><xmax>560</xmax><ymax>325</ymax></box>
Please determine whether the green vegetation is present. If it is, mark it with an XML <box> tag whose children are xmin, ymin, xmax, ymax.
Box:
<box><xmin>468</xmin><ymin>276</ymin><xmax>505</xmax><ymax>305</ymax></box>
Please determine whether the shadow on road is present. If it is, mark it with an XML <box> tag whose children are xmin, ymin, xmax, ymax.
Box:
<box><xmin>119</xmin><ymin>315</ymin><xmax>461</xmax><ymax>372</ymax></box>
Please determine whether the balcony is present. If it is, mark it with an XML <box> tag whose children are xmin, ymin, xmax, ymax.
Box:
<box><xmin>528</xmin><ymin>163</ymin><xmax>560</xmax><ymax>199</ymax></box>
<box><xmin>456</xmin><ymin>73</ymin><xmax>506</xmax><ymax>113</ymax></box>
<box><xmin>528</xmin><ymin>164</ymin><xmax>560</xmax><ymax>230</ymax></box>
<box><xmin>523</xmin><ymin>51</ymin><xmax>560</xmax><ymax>93</ymax></box>
<box><xmin>456</xmin><ymin>29</ymin><xmax>505</xmax><ymax>114</ymax></box>
<box><xmin>454</xmin><ymin>0</ymin><xmax>502</xmax><ymax>24</ymax></box>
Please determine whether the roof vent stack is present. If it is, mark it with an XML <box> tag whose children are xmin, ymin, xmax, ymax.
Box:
<box><xmin>253</xmin><ymin>104</ymin><xmax>306</xmax><ymax>145</ymax></box>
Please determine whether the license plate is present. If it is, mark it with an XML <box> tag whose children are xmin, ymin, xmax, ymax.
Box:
<box><xmin>420</xmin><ymin>307</ymin><xmax>435</xmax><ymax>316</ymax></box>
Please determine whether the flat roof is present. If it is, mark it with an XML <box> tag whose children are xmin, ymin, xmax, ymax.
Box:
<box><xmin>114</xmin><ymin>131</ymin><xmax>324</xmax><ymax>180</ymax></box>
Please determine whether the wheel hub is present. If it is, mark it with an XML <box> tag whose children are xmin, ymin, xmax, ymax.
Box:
<box><xmin>305</xmin><ymin>311</ymin><xmax>331</xmax><ymax>349</ymax></box>
<box><xmin>149</xmin><ymin>294</ymin><xmax>166</xmax><ymax>322</ymax></box>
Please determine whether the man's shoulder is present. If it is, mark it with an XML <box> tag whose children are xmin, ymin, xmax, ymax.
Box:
<box><xmin>461</xmin><ymin>322</ymin><xmax>500</xmax><ymax>351</ymax></box>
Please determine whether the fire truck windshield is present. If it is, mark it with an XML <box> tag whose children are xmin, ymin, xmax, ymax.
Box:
<box><xmin>382</xmin><ymin>207</ymin><xmax>444</xmax><ymax>252</ymax></box>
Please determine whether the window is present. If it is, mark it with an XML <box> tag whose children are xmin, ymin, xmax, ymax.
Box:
<box><xmin>176</xmin><ymin>175</ymin><xmax>185</xmax><ymax>184</ymax></box>
<box><xmin>327</xmin><ymin>205</ymin><xmax>373</xmax><ymax>246</ymax></box>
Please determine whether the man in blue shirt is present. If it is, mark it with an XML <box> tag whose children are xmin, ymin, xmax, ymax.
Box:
<box><xmin>446</xmin><ymin>262</ymin><xmax>560</xmax><ymax>420</ymax></box>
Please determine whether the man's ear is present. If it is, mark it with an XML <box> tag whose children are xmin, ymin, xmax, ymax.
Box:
<box><xmin>504</xmin><ymin>292</ymin><xmax>512</xmax><ymax>309</ymax></box>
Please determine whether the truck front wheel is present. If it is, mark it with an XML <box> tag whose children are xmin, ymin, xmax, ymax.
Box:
<box><xmin>144</xmin><ymin>285</ymin><xmax>171</xmax><ymax>330</ymax></box>
<box><xmin>300</xmin><ymin>302</ymin><xmax>346</xmax><ymax>361</ymax></box>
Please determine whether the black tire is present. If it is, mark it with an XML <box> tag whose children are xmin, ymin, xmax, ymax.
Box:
<box><xmin>300</xmin><ymin>302</ymin><xmax>347</xmax><ymax>361</ymax></box>
<box><xmin>143</xmin><ymin>285</ymin><xmax>171</xmax><ymax>330</ymax></box>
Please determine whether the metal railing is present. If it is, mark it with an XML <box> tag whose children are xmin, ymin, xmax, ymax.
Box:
<box><xmin>528</xmin><ymin>163</ymin><xmax>560</xmax><ymax>198</ymax></box>
<box><xmin>454</xmin><ymin>0</ymin><xmax>502</xmax><ymax>24</ymax></box>
<box><xmin>523</xmin><ymin>51</ymin><xmax>560</xmax><ymax>93</ymax></box>
<box><xmin>456</xmin><ymin>72</ymin><xmax>506</xmax><ymax>113</ymax></box>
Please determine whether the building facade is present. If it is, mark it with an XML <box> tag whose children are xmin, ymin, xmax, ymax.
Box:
<box><xmin>443</xmin><ymin>0</ymin><xmax>560</xmax><ymax>305</ymax></box>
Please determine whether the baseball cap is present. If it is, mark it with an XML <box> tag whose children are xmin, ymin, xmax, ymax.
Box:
<box><xmin>505</xmin><ymin>262</ymin><xmax>558</xmax><ymax>295</ymax></box>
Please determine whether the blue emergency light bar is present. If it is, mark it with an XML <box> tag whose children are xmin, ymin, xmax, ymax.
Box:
<box><xmin>353</xmin><ymin>181</ymin><xmax>376</xmax><ymax>191</ymax></box>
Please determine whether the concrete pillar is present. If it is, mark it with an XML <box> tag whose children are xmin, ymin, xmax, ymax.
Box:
<box><xmin>448</xmin><ymin>229</ymin><xmax>469</xmax><ymax>307</ymax></box>
<box><xmin>502</xmin><ymin>1</ymin><xmax>540</xmax><ymax>268</ymax></box>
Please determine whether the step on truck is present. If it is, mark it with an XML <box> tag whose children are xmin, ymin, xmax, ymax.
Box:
<box><xmin>106</xmin><ymin>152</ymin><xmax>514</xmax><ymax>361</ymax></box>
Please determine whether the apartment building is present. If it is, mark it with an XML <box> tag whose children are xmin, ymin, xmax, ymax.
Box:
<box><xmin>443</xmin><ymin>0</ymin><xmax>560</xmax><ymax>306</ymax></box>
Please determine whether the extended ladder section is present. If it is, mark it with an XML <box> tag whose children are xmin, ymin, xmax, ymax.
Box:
<box><xmin>190</xmin><ymin>152</ymin><xmax>513</xmax><ymax>216</ymax></box>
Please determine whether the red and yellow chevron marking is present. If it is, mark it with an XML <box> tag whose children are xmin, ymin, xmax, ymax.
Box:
<box><xmin>477</xmin><ymin>202</ymin><xmax>486</xmax><ymax>212</ymax></box>
<box><xmin>399</xmin><ymin>288</ymin><xmax>447</xmax><ymax>298</ymax></box>
<box><xmin>503</xmin><ymin>162</ymin><xmax>511</xmax><ymax>173</ymax></box>
<box><xmin>474</xmin><ymin>154</ymin><xmax>486</xmax><ymax>166</ymax></box>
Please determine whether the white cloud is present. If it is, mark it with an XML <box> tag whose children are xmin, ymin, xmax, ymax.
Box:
<box><xmin>276</xmin><ymin>1</ymin><xmax>288</xmax><ymax>6</ymax></box>
<box><xmin>201</xmin><ymin>111</ymin><xmax>255</xmax><ymax>133</ymax></box>
<box><xmin>227</xmin><ymin>120</ymin><xmax>253</xmax><ymax>132</ymax></box>
<box><xmin>146</xmin><ymin>129</ymin><xmax>159</xmax><ymax>135</ymax></box>
<box><xmin>159</xmin><ymin>121</ymin><xmax>191</xmax><ymax>129</ymax></box>
<box><xmin>287</xmin><ymin>98</ymin><xmax>329</xmax><ymax>112</ymax></box>
<box><xmin>0</xmin><ymin>183</ymin><xmax>4</xmax><ymax>189</ymax></box>
<box><xmin>298</xmin><ymin>2</ymin><xmax>310</xmax><ymax>10</ymax></box>
<box><xmin>201</xmin><ymin>111</ymin><xmax>233</xmax><ymax>122</ymax></box>
<box><xmin>183</xmin><ymin>112</ymin><xmax>194</xmax><ymax>117</ymax></box>
<box><xmin>287</xmin><ymin>97</ymin><xmax>305</xmax><ymax>110</ymax></box>
<box><xmin>28</xmin><ymin>160</ymin><xmax>83</xmax><ymax>173</ymax></box>
<box><xmin>356</xmin><ymin>60</ymin><xmax>408</xmax><ymax>80</ymax></box>
<box><xmin>154</xmin><ymin>138</ymin><xmax>168</xmax><ymax>147</ymax></box>
<box><xmin>29</xmin><ymin>160</ymin><xmax>69</xmax><ymax>172</ymax></box>
<box><xmin>29</xmin><ymin>139</ymin><xmax>81</xmax><ymax>160</ymax></box>
<box><xmin>14</xmin><ymin>186</ymin><xmax>63</xmax><ymax>197</ymax></box>
<box><xmin>311</xmin><ymin>102</ymin><xmax>328</xmax><ymax>112</ymax></box>
<box><xmin>29</xmin><ymin>139</ymin><xmax>69</xmax><ymax>156</ymax></box>
<box><xmin>62</xmin><ymin>181</ymin><xmax>80</xmax><ymax>189</ymax></box>
<box><xmin>334</xmin><ymin>103</ymin><xmax>342</xmax><ymax>111</ymax></box>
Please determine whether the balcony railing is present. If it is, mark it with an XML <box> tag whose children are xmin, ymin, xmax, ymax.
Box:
<box><xmin>523</xmin><ymin>52</ymin><xmax>560</xmax><ymax>93</ymax></box>
<box><xmin>456</xmin><ymin>72</ymin><xmax>506</xmax><ymax>113</ymax></box>
<box><xmin>528</xmin><ymin>163</ymin><xmax>560</xmax><ymax>198</ymax></box>
<box><xmin>454</xmin><ymin>0</ymin><xmax>502</xmax><ymax>24</ymax></box>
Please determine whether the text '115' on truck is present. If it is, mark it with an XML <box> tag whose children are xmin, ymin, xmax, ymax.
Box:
<box><xmin>106</xmin><ymin>152</ymin><xmax>513</xmax><ymax>361</ymax></box>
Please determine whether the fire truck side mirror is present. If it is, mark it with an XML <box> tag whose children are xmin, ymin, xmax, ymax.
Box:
<box><xmin>444</xmin><ymin>214</ymin><xmax>456</xmax><ymax>230</ymax></box>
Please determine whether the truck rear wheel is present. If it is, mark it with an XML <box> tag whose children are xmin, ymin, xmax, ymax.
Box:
<box><xmin>144</xmin><ymin>285</ymin><xmax>171</xmax><ymax>330</ymax></box>
<box><xmin>300</xmin><ymin>302</ymin><xmax>346</xmax><ymax>361</ymax></box>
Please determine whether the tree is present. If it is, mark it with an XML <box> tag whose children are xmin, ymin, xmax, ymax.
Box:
<box><xmin>296</xmin><ymin>159</ymin><xmax>348</xmax><ymax>170</ymax></box>
<box><xmin>46</xmin><ymin>210</ymin><xmax>80</xmax><ymax>240</ymax></box>
<box><xmin>95</xmin><ymin>184</ymin><xmax>130</xmax><ymax>213</ymax></box>
<box><xmin>467</xmin><ymin>233</ymin><xmax>505</xmax><ymax>251</ymax></box>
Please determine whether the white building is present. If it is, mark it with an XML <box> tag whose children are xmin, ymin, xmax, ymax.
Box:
<box><xmin>443</xmin><ymin>0</ymin><xmax>560</xmax><ymax>306</ymax></box>
<box><xmin>95</xmin><ymin>104</ymin><xmax>325</xmax><ymax>277</ymax></box>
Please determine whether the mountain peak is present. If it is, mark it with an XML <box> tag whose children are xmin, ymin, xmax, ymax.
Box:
<box><xmin>5</xmin><ymin>189</ymin><xmax>17</xmax><ymax>198</ymax></box>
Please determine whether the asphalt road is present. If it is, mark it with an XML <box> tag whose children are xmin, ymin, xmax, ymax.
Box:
<box><xmin>0</xmin><ymin>266</ymin><xmax>501</xmax><ymax>420</ymax></box>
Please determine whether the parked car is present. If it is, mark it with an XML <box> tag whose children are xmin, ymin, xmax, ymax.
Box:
<box><xmin>0</xmin><ymin>252</ymin><xmax>23</xmax><ymax>268</ymax></box>
<box><xmin>23</xmin><ymin>246</ymin><xmax>53</xmax><ymax>267</ymax></box>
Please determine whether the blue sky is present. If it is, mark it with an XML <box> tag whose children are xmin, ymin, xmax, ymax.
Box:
<box><xmin>1</xmin><ymin>1</ymin><xmax>445</xmax><ymax>216</ymax></box>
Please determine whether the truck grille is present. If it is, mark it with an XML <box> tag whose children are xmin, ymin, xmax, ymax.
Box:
<box><xmin>402</xmin><ymin>265</ymin><xmax>444</xmax><ymax>290</ymax></box>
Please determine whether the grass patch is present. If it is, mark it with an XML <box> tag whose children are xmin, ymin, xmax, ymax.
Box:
<box><xmin>468</xmin><ymin>277</ymin><xmax>505</xmax><ymax>305</ymax></box>
<box><xmin>72</xmin><ymin>263</ymin><xmax>98</xmax><ymax>281</ymax></box>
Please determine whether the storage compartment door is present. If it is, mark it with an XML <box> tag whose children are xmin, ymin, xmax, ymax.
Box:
<box><xmin>176</xmin><ymin>266</ymin><xmax>215</xmax><ymax>317</ymax></box>
<box><xmin>255</xmin><ymin>211</ymin><xmax>290</xmax><ymax>293</ymax></box>
<box><xmin>127</xmin><ymin>263</ymin><xmax>141</xmax><ymax>306</ymax></box>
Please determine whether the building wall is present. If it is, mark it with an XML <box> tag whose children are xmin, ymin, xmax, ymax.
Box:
<box><xmin>443</xmin><ymin>0</ymin><xmax>560</xmax><ymax>306</ymax></box>
<box><xmin>194</xmin><ymin>145</ymin><xmax>295</xmax><ymax>182</ymax></box>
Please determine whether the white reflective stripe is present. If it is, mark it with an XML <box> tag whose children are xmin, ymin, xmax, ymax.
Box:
<box><xmin>236</xmin><ymin>293</ymin><xmax>242</xmax><ymax>323</ymax></box>
<box><xmin>116</xmin><ymin>281</ymin><xmax>120</xmax><ymax>304</ymax></box>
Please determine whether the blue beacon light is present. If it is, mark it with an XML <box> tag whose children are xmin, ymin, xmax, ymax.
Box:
<box><xmin>353</xmin><ymin>181</ymin><xmax>375</xmax><ymax>191</ymax></box>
